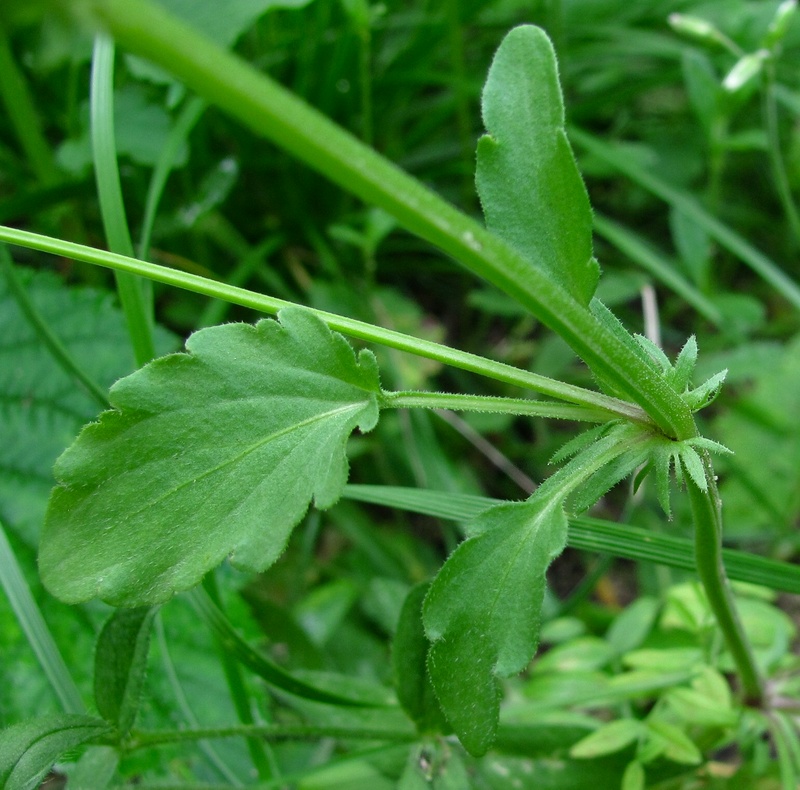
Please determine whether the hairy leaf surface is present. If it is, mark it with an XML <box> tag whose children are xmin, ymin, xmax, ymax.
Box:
<box><xmin>476</xmin><ymin>25</ymin><xmax>598</xmax><ymax>305</ymax></box>
<box><xmin>422</xmin><ymin>495</ymin><xmax>568</xmax><ymax>755</ymax></box>
<box><xmin>40</xmin><ymin>309</ymin><xmax>380</xmax><ymax>606</ymax></box>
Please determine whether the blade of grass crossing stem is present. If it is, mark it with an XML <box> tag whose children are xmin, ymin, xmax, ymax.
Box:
<box><xmin>187</xmin><ymin>588</ymin><xmax>392</xmax><ymax>708</ymax></box>
<box><xmin>592</xmin><ymin>213</ymin><xmax>723</xmax><ymax>327</ymax></box>
<box><xmin>571</xmin><ymin>128</ymin><xmax>800</xmax><ymax>312</ymax></box>
<box><xmin>0</xmin><ymin>225</ymin><xmax>649</xmax><ymax>423</ymax></box>
<box><xmin>0</xmin><ymin>518</ymin><xmax>85</xmax><ymax>714</ymax></box>
<box><xmin>90</xmin><ymin>34</ymin><xmax>155</xmax><ymax>366</ymax></box>
<box><xmin>202</xmin><ymin>574</ymin><xmax>275</xmax><ymax>781</ymax></box>
<box><xmin>341</xmin><ymin>485</ymin><xmax>800</xmax><ymax>595</ymax></box>
<box><xmin>154</xmin><ymin>613</ymin><xmax>244</xmax><ymax>786</ymax></box>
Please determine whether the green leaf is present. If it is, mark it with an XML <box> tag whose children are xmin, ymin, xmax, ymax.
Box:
<box><xmin>422</xmin><ymin>495</ymin><xmax>568</xmax><ymax>755</ymax></box>
<box><xmin>645</xmin><ymin>720</ymin><xmax>703</xmax><ymax>765</ymax></box>
<box><xmin>475</xmin><ymin>25</ymin><xmax>598</xmax><ymax>306</ymax></box>
<box><xmin>94</xmin><ymin>606</ymin><xmax>156</xmax><ymax>736</ymax></box>
<box><xmin>569</xmin><ymin>719</ymin><xmax>644</xmax><ymax>758</ymax></box>
<box><xmin>622</xmin><ymin>760</ymin><xmax>646</xmax><ymax>790</ymax></box>
<box><xmin>392</xmin><ymin>583</ymin><xmax>449</xmax><ymax>735</ymax></box>
<box><xmin>0</xmin><ymin>714</ymin><xmax>110</xmax><ymax>790</ymax></box>
<box><xmin>668</xmin><ymin>336</ymin><xmax>698</xmax><ymax>393</ymax></box>
<box><xmin>40</xmin><ymin>308</ymin><xmax>381</xmax><ymax>606</ymax></box>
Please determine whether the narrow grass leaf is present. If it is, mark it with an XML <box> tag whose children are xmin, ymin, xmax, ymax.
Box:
<box><xmin>40</xmin><ymin>308</ymin><xmax>381</xmax><ymax>606</ymax></box>
<box><xmin>0</xmin><ymin>519</ymin><xmax>85</xmax><ymax>715</ymax></box>
<box><xmin>571</xmin><ymin>129</ymin><xmax>800</xmax><ymax>312</ymax></box>
<box><xmin>343</xmin><ymin>485</ymin><xmax>800</xmax><ymax>594</ymax></box>
<box><xmin>423</xmin><ymin>495</ymin><xmax>568</xmax><ymax>755</ymax></box>
<box><xmin>476</xmin><ymin>25</ymin><xmax>598</xmax><ymax>305</ymax></box>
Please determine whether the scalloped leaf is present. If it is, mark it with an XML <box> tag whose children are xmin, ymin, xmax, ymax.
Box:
<box><xmin>40</xmin><ymin>308</ymin><xmax>380</xmax><ymax>606</ymax></box>
<box><xmin>476</xmin><ymin>25</ymin><xmax>599</xmax><ymax>305</ymax></box>
<box><xmin>422</xmin><ymin>495</ymin><xmax>568</xmax><ymax>755</ymax></box>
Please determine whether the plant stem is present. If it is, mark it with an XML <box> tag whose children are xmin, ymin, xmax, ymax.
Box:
<box><xmin>128</xmin><ymin>723</ymin><xmax>418</xmax><ymax>749</ymax></box>
<box><xmin>1</xmin><ymin>245</ymin><xmax>110</xmax><ymax>409</ymax></box>
<box><xmin>762</xmin><ymin>63</ymin><xmax>800</xmax><ymax>246</ymax></box>
<box><xmin>0</xmin><ymin>224</ymin><xmax>647</xmax><ymax>421</ymax></box>
<box><xmin>73</xmin><ymin>0</ymin><xmax>695</xmax><ymax>439</ymax></box>
<box><xmin>90</xmin><ymin>34</ymin><xmax>155</xmax><ymax>367</ymax></box>
<box><xmin>686</xmin><ymin>459</ymin><xmax>764</xmax><ymax>705</ymax></box>
<box><xmin>382</xmin><ymin>390</ymin><xmax>615</xmax><ymax>423</ymax></box>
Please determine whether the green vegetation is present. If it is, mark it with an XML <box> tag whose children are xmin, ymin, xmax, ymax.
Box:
<box><xmin>1</xmin><ymin>1</ymin><xmax>800</xmax><ymax>787</ymax></box>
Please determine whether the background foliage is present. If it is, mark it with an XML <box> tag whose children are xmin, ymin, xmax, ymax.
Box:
<box><xmin>1</xmin><ymin>0</ymin><xmax>800</xmax><ymax>787</ymax></box>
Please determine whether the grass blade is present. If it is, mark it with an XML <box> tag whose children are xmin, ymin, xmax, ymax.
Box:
<box><xmin>571</xmin><ymin>128</ymin><xmax>800</xmax><ymax>312</ymax></box>
<box><xmin>342</xmin><ymin>485</ymin><xmax>800</xmax><ymax>595</ymax></box>
<box><xmin>0</xmin><ymin>518</ymin><xmax>85</xmax><ymax>715</ymax></box>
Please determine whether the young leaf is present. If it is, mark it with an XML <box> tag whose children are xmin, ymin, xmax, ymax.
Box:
<box><xmin>422</xmin><ymin>495</ymin><xmax>568</xmax><ymax>756</ymax></box>
<box><xmin>0</xmin><ymin>714</ymin><xmax>110</xmax><ymax>790</ymax></box>
<box><xmin>94</xmin><ymin>607</ymin><xmax>157</xmax><ymax>736</ymax></box>
<box><xmin>475</xmin><ymin>25</ymin><xmax>599</xmax><ymax>306</ymax></box>
<box><xmin>40</xmin><ymin>308</ymin><xmax>381</xmax><ymax>606</ymax></box>
<box><xmin>569</xmin><ymin>718</ymin><xmax>644</xmax><ymax>758</ymax></box>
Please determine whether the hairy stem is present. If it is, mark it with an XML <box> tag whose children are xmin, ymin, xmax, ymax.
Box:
<box><xmin>0</xmin><ymin>224</ymin><xmax>646</xmax><ymax>421</ymax></box>
<box><xmin>382</xmin><ymin>390</ymin><xmax>614</xmax><ymax>423</ymax></box>
<box><xmin>686</xmin><ymin>459</ymin><xmax>764</xmax><ymax>705</ymax></box>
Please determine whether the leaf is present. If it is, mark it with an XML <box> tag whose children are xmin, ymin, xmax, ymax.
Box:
<box><xmin>645</xmin><ymin>720</ymin><xmax>703</xmax><ymax>765</ymax></box>
<box><xmin>668</xmin><ymin>336</ymin><xmax>698</xmax><ymax>393</ymax></box>
<box><xmin>569</xmin><ymin>719</ymin><xmax>644</xmax><ymax>759</ymax></box>
<box><xmin>475</xmin><ymin>25</ymin><xmax>599</xmax><ymax>306</ymax></box>
<box><xmin>94</xmin><ymin>607</ymin><xmax>157</xmax><ymax>736</ymax></box>
<box><xmin>422</xmin><ymin>495</ymin><xmax>568</xmax><ymax>755</ymax></box>
<box><xmin>40</xmin><ymin>308</ymin><xmax>381</xmax><ymax>606</ymax></box>
<box><xmin>0</xmin><ymin>714</ymin><xmax>110</xmax><ymax>790</ymax></box>
<box><xmin>392</xmin><ymin>583</ymin><xmax>449</xmax><ymax>735</ymax></box>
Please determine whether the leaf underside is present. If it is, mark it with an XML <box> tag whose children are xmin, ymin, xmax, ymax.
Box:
<box><xmin>476</xmin><ymin>25</ymin><xmax>599</xmax><ymax>306</ymax></box>
<box><xmin>39</xmin><ymin>308</ymin><xmax>380</xmax><ymax>606</ymax></box>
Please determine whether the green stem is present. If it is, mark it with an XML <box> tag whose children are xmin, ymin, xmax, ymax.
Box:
<box><xmin>0</xmin><ymin>224</ymin><xmax>647</xmax><ymax>421</ymax></box>
<box><xmin>381</xmin><ymin>390</ymin><xmax>616</xmax><ymax>424</ymax></box>
<box><xmin>762</xmin><ymin>64</ymin><xmax>800</xmax><ymax>246</ymax></box>
<box><xmin>139</xmin><ymin>95</ymin><xmax>207</xmax><ymax>259</ymax></box>
<box><xmin>74</xmin><ymin>0</ymin><xmax>694</xmax><ymax>439</ymax></box>
<box><xmin>0</xmin><ymin>25</ymin><xmax>59</xmax><ymax>183</ymax></box>
<box><xmin>90</xmin><ymin>33</ymin><xmax>155</xmax><ymax>366</ymax></box>
<box><xmin>686</xmin><ymin>459</ymin><xmax>764</xmax><ymax>705</ymax></box>
<box><xmin>128</xmin><ymin>723</ymin><xmax>417</xmax><ymax>750</ymax></box>
<box><xmin>0</xmin><ymin>245</ymin><xmax>110</xmax><ymax>409</ymax></box>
